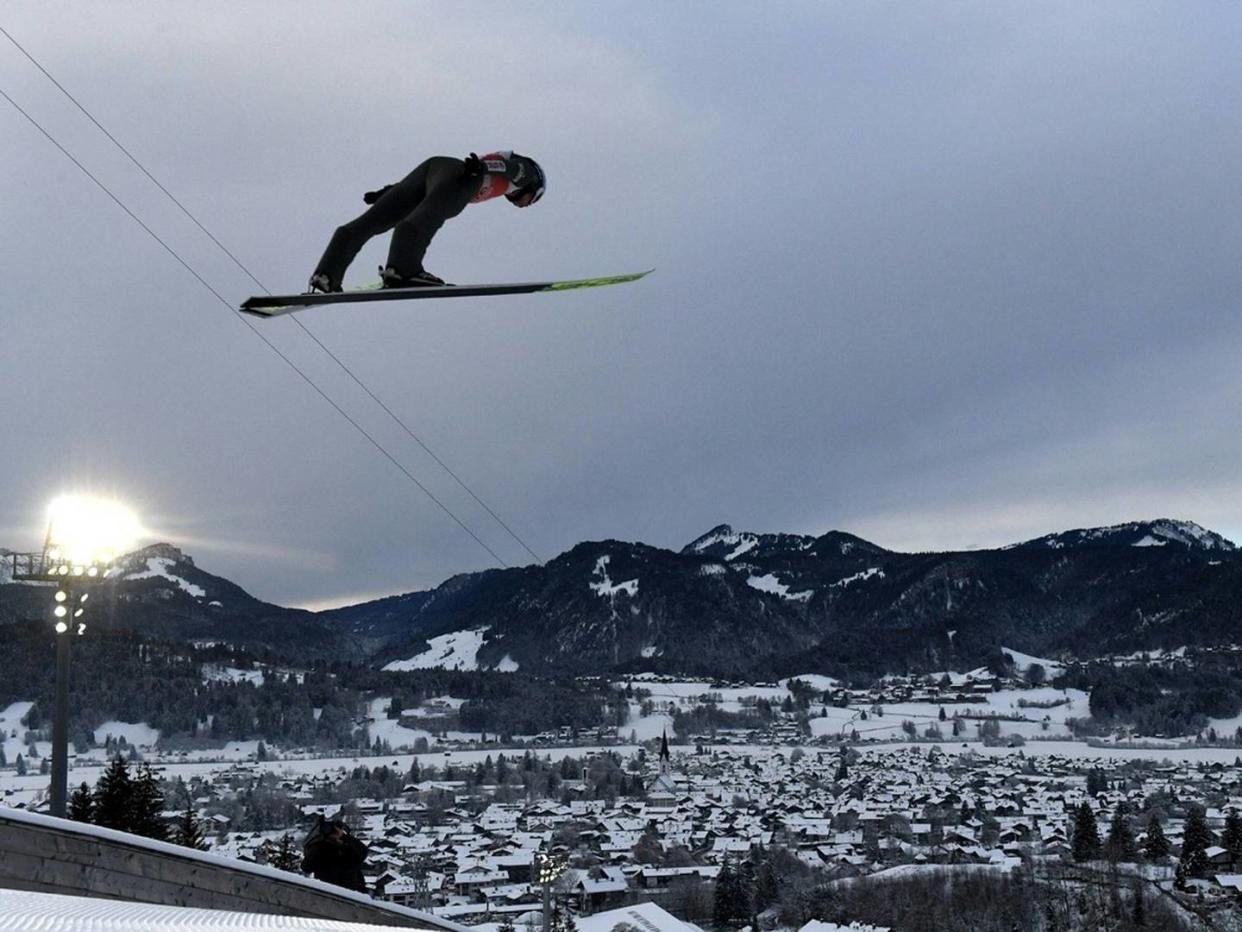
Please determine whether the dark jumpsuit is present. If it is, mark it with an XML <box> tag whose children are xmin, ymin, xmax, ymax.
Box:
<box><xmin>313</xmin><ymin>153</ymin><xmax>538</xmax><ymax>288</ymax></box>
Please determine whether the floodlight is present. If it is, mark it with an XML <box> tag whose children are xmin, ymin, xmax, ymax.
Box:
<box><xmin>54</xmin><ymin>621</ymin><xmax>68</xmax><ymax>634</ymax></box>
<box><xmin>45</xmin><ymin>494</ymin><xmax>140</xmax><ymax>568</ymax></box>
<box><xmin>54</xmin><ymin>606</ymin><xmax>67</xmax><ymax>618</ymax></box>
<box><xmin>54</xmin><ymin>591</ymin><xmax>67</xmax><ymax>603</ymax></box>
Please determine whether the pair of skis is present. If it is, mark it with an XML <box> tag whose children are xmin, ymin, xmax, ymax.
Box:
<box><xmin>240</xmin><ymin>270</ymin><xmax>652</xmax><ymax>318</ymax></box>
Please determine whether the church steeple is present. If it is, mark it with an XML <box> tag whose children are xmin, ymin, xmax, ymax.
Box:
<box><xmin>659</xmin><ymin>729</ymin><xmax>670</xmax><ymax>774</ymax></box>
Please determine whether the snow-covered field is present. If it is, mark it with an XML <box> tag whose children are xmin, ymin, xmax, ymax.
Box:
<box><xmin>1000</xmin><ymin>646</ymin><xmax>1066</xmax><ymax>678</ymax></box>
<box><xmin>807</xmin><ymin>687</ymin><xmax>1090</xmax><ymax>742</ymax></box>
<box><xmin>383</xmin><ymin>629</ymin><xmax>497</xmax><ymax>672</ymax></box>
<box><xmin>621</xmin><ymin>676</ymin><xmax>804</xmax><ymax>710</ymax></box>
<box><xmin>93</xmin><ymin>721</ymin><xmax>159</xmax><ymax>748</ymax></box>
<box><xmin>364</xmin><ymin>698</ymin><xmax>433</xmax><ymax>749</ymax></box>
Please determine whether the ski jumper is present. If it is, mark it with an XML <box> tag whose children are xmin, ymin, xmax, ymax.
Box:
<box><xmin>313</xmin><ymin>152</ymin><xmax>541</xmax><ymax>288</ymax></box>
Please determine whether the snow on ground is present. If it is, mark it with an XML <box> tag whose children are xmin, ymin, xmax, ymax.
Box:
<box><xmin>618</xmin><ymin>678</ymin><xmax>792</xmax><ymax>713</ymax></box>
<box><xmin>1202</xmin><ymin>707</ymin><xmax>1242</xmax><ymax>742</ymax></box>
<box><xmin>781</xmin><ymin>674</ymin><xmax>839</xmax><ymax>692</ymax></box>
<box><xmin>496</xmin><ymin>655</ymin><xmax>519</xmax><ymax>672</ymax></box>
<box><xmin>745</xmin><ymin>573</ymin><xmax>813</xmax><ymax>603</ymax></box>
<box><xmin>1001</xmin><ymin>646</ymin><xmax>1066</xmax><ymax>678</ymax></box>
<box><xmin>589</xmin><ymin>555</ymin><xmax>639</xmax><ymax>598</ymax></box>
<box><xmin>0</xmin><ymin>702</ymin><xmax>35</xmax><ymax>763</ymax></box>
<box><xmin>202</xmin><ymin>664</ymin><xmax>264</xmax><ymax>685</ymax></box>
<box><xmin>808</xmin><ymin>688</ymin><xmax>1090</xmax><ymax>742</ymax></box>
<box><xmin>383</xmin><ymin>629</ymin><xmax>488</xmax><ymax>672</ymax></box>
<box><xmin>1108</xmin><ymin>646</ymin><xmax>1188</xmax><ymax>665</ymax></box>
<box><xmin>623</xmin><ymin>702</ymin><xmax>675</xmax><ymax>742</ymax></box>
<box><xmin>398</xmin><ymin>695</ymin><xmax>466</xmax><ymax>716</ymax></box>
<box><xmin>0</xmin><ymin>887</ymin><xmax>420</xmax><ymax>931</ymax></box>
<box><xmin>831</xmin><ymin>567</ymin><xmax>884</xmax><ymax>587</ymax></box>
<box><xmin>123</xmin><ymin>557</ymin><xmax>205</xmax><ymax>598</ymax></box>
<box><xmin>688</xmin><ymin>528</ymin><xmax>758</xmax><ymax>561</ymax></box>
<box><xmin>364</xmin><ymin>698</ymin><xmax>432</xmax><ymax>751</ymax></box>
<box><xmin>868</xmin><ymin>741</ymin><xmax>1242</xmax><ymax>766</ymax></box>
<box><xmin>93</xmin><ymin>721</ymin><xmax>159</xmax><ymax>748</ymax></box>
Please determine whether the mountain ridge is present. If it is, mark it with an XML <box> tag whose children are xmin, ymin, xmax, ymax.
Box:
<box><xmin>2</xmin><ymin>519</ymin><xmax>1238</xmax><ymax>676</ymax></box>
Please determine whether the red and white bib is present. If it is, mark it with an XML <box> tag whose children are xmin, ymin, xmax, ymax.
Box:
<box><xmin>470</xmin><ymin>152</ymin><xmax>518</xmax><ymax>204</ymax></box>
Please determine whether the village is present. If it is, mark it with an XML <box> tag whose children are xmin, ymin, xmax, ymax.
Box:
<box><xmin>9</xmin><ymin>665</ymin><xmax>1242</xmax><ymax>929</ymax></box>
<box><xmin>167</xmin><ymin>731</ymin><xmax>1242</xmax><ymax>928</ymax></box>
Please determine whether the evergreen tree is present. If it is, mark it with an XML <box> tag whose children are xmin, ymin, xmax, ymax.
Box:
<box><xmin>173</xmin><ymin>800</ymin><xmax>206</xmax><ymax>850</ymax></box>
<box><xmin>1180</xmin><ymin>804</ymin><xmax>1212</xmax><ymax>878</ymax></box>
<box><xmin>14</xmin><ymin>754</ymin><xmax>25</xmax><ymax>776</ymax></box>
<box><xmin>753</xmin><ymin>857</ymin><xmax>781</xmax><ymax>911</ymax></box>
<box><xmin>93</xmin><ymin>757</ymin><xmax>133</xmax><ymax>831</ymax></box>
<box><xmin>1086</xmin><ymin>768</ymin><xmax>1107</xmax><ymax>796</ymax></box>
<box><xmin>1131</xmin><ymin>879</ymin><xmax>1145</xmax><ymax>927</ymax></box>
<box><xmin>270</xmin><ymin>833</ymin><xmax>300</xmax><ymax>871</ymax></box>
<box><xmin>1223</xmin><ymin>809</ymin><xmax>1242</xmax><ymax>866</ymax></box>
<box><xmin>129</xmin><ymin>764</ymin><xmax>167</xmax><ymax>840</ymax></box>
<box><xmin>713</xmin><ymin>859</ymin><xmax>740</xmax><ymax>929</ymax></box>
<box><xmin>834</xmin><ymin>754</ymin><xmax>848</xmax><ymax>782</ymax></box>
<box><xmin>67</xmin><ymin>782</ymin><xmax>94</xmax><ymax>823</ymax></box>
<box><xmin>1105</xmin><ymin>807</ymin><xmax>1136</xmax><ymax>862</ymax></box>
<box><xmin>1143</xmin><ymin>815</ymin><xmax>1170</xmax><ymax>862</ymax></box>
<box><xmin>1071</xmin><ymin>801</ymin><xmax>1101</xmax><ymax>862</ymax></box>
<box><xmin>0</xmin><ymin>747</ymin><xmax>5</xmax><ymax>767</ymax></box>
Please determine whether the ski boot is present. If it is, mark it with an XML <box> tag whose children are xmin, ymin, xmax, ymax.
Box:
<box><xmin>379</xmin><ymin>265</ymin><xmax>449</xmax><ymax>288</ymax></box>
<box><xmin>306</xmin><ymin>272</ymin><xmax>342</xmax><ymax>294</ymax></box>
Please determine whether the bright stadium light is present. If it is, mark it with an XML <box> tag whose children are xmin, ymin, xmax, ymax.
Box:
<box><xmin>45</xmin><ymin>495</ymin><xmax>140</xmax><ymax>569</ymax></box>
<box><xmin>3</xmin><ymin>493</ymin><xmax>143</xmax><ymax>820</ymax></box>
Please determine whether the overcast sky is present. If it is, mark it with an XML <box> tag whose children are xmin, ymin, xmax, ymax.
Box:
<box><xmin>3</xmin><ymin>2</ymin><xmax>1241</xmax><ymax>609</ymax></box>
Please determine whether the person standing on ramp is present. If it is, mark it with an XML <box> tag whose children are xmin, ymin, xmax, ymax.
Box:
<box><xmin>308</xmin><ymin>151</ymin><xmax>546</xmax><ymax>293</ymax></box>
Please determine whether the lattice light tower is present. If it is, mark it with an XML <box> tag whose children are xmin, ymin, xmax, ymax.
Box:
<box><xmin>6</xmin><ymin>495</ymin><xmax>139</xmax><ymax>818</ymax></box>
<box><xmin>534</xmin><ymin>850</ymin><xmax>567</xmax><ymax>932</ymax></box>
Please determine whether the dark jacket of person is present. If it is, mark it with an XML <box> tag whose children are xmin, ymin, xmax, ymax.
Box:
<box><xmin>302</xmin><ymin>816</ymin><xmax>368</xmax><ymax>893</ymax></box>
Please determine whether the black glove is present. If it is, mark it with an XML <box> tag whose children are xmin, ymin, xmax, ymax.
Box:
<box><xmin>363</xmin><ymin>184</ymin><xmax>393</xmax><ymax>204</ymax></box>
<box><xmin>464</xmin><ymin>153</ymin><xmax>485</xmax><ymax>177</ymax></box>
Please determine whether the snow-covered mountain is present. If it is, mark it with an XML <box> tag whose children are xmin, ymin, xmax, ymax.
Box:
<box><xmin>328</xmin><ymin>519</ymin><xmax>1242</xmax><ymax>677</ymax></box>
<box><xmin>1011</xmin><ymin>519</ymin><xmax>1236</xmax><ymax>552</ymax></box>
<box><xmin>4</xmin><ymin>520</ymin><xmax>1240</xmax><ymax>676</ymax></box>
<box><xmin>0</xmin><ymin>543</ymin><xmax>353</xmax><ymax>660</ymax></box>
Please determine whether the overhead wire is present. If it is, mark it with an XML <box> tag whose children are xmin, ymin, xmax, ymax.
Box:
<box><xmin>0</xmin><ymin>81</ymin><xmax>511</xmax><ymax>569</ymax></box>
<box><xmin>0</xmin><ymin>25</ymin><xmax>545</xmax><ymax>567</ymax></box>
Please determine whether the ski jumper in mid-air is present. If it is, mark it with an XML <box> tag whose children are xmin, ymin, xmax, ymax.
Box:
<box><xmin>308</xmin><ymin>151</ymin><xmax>546</xmax><ymax>293</ymax></box>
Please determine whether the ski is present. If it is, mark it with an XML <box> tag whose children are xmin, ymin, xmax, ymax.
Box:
<box><xmin>240</xmin><ymin>270</ymin><xmax>653</xmax><ymax>318</ymax></box>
